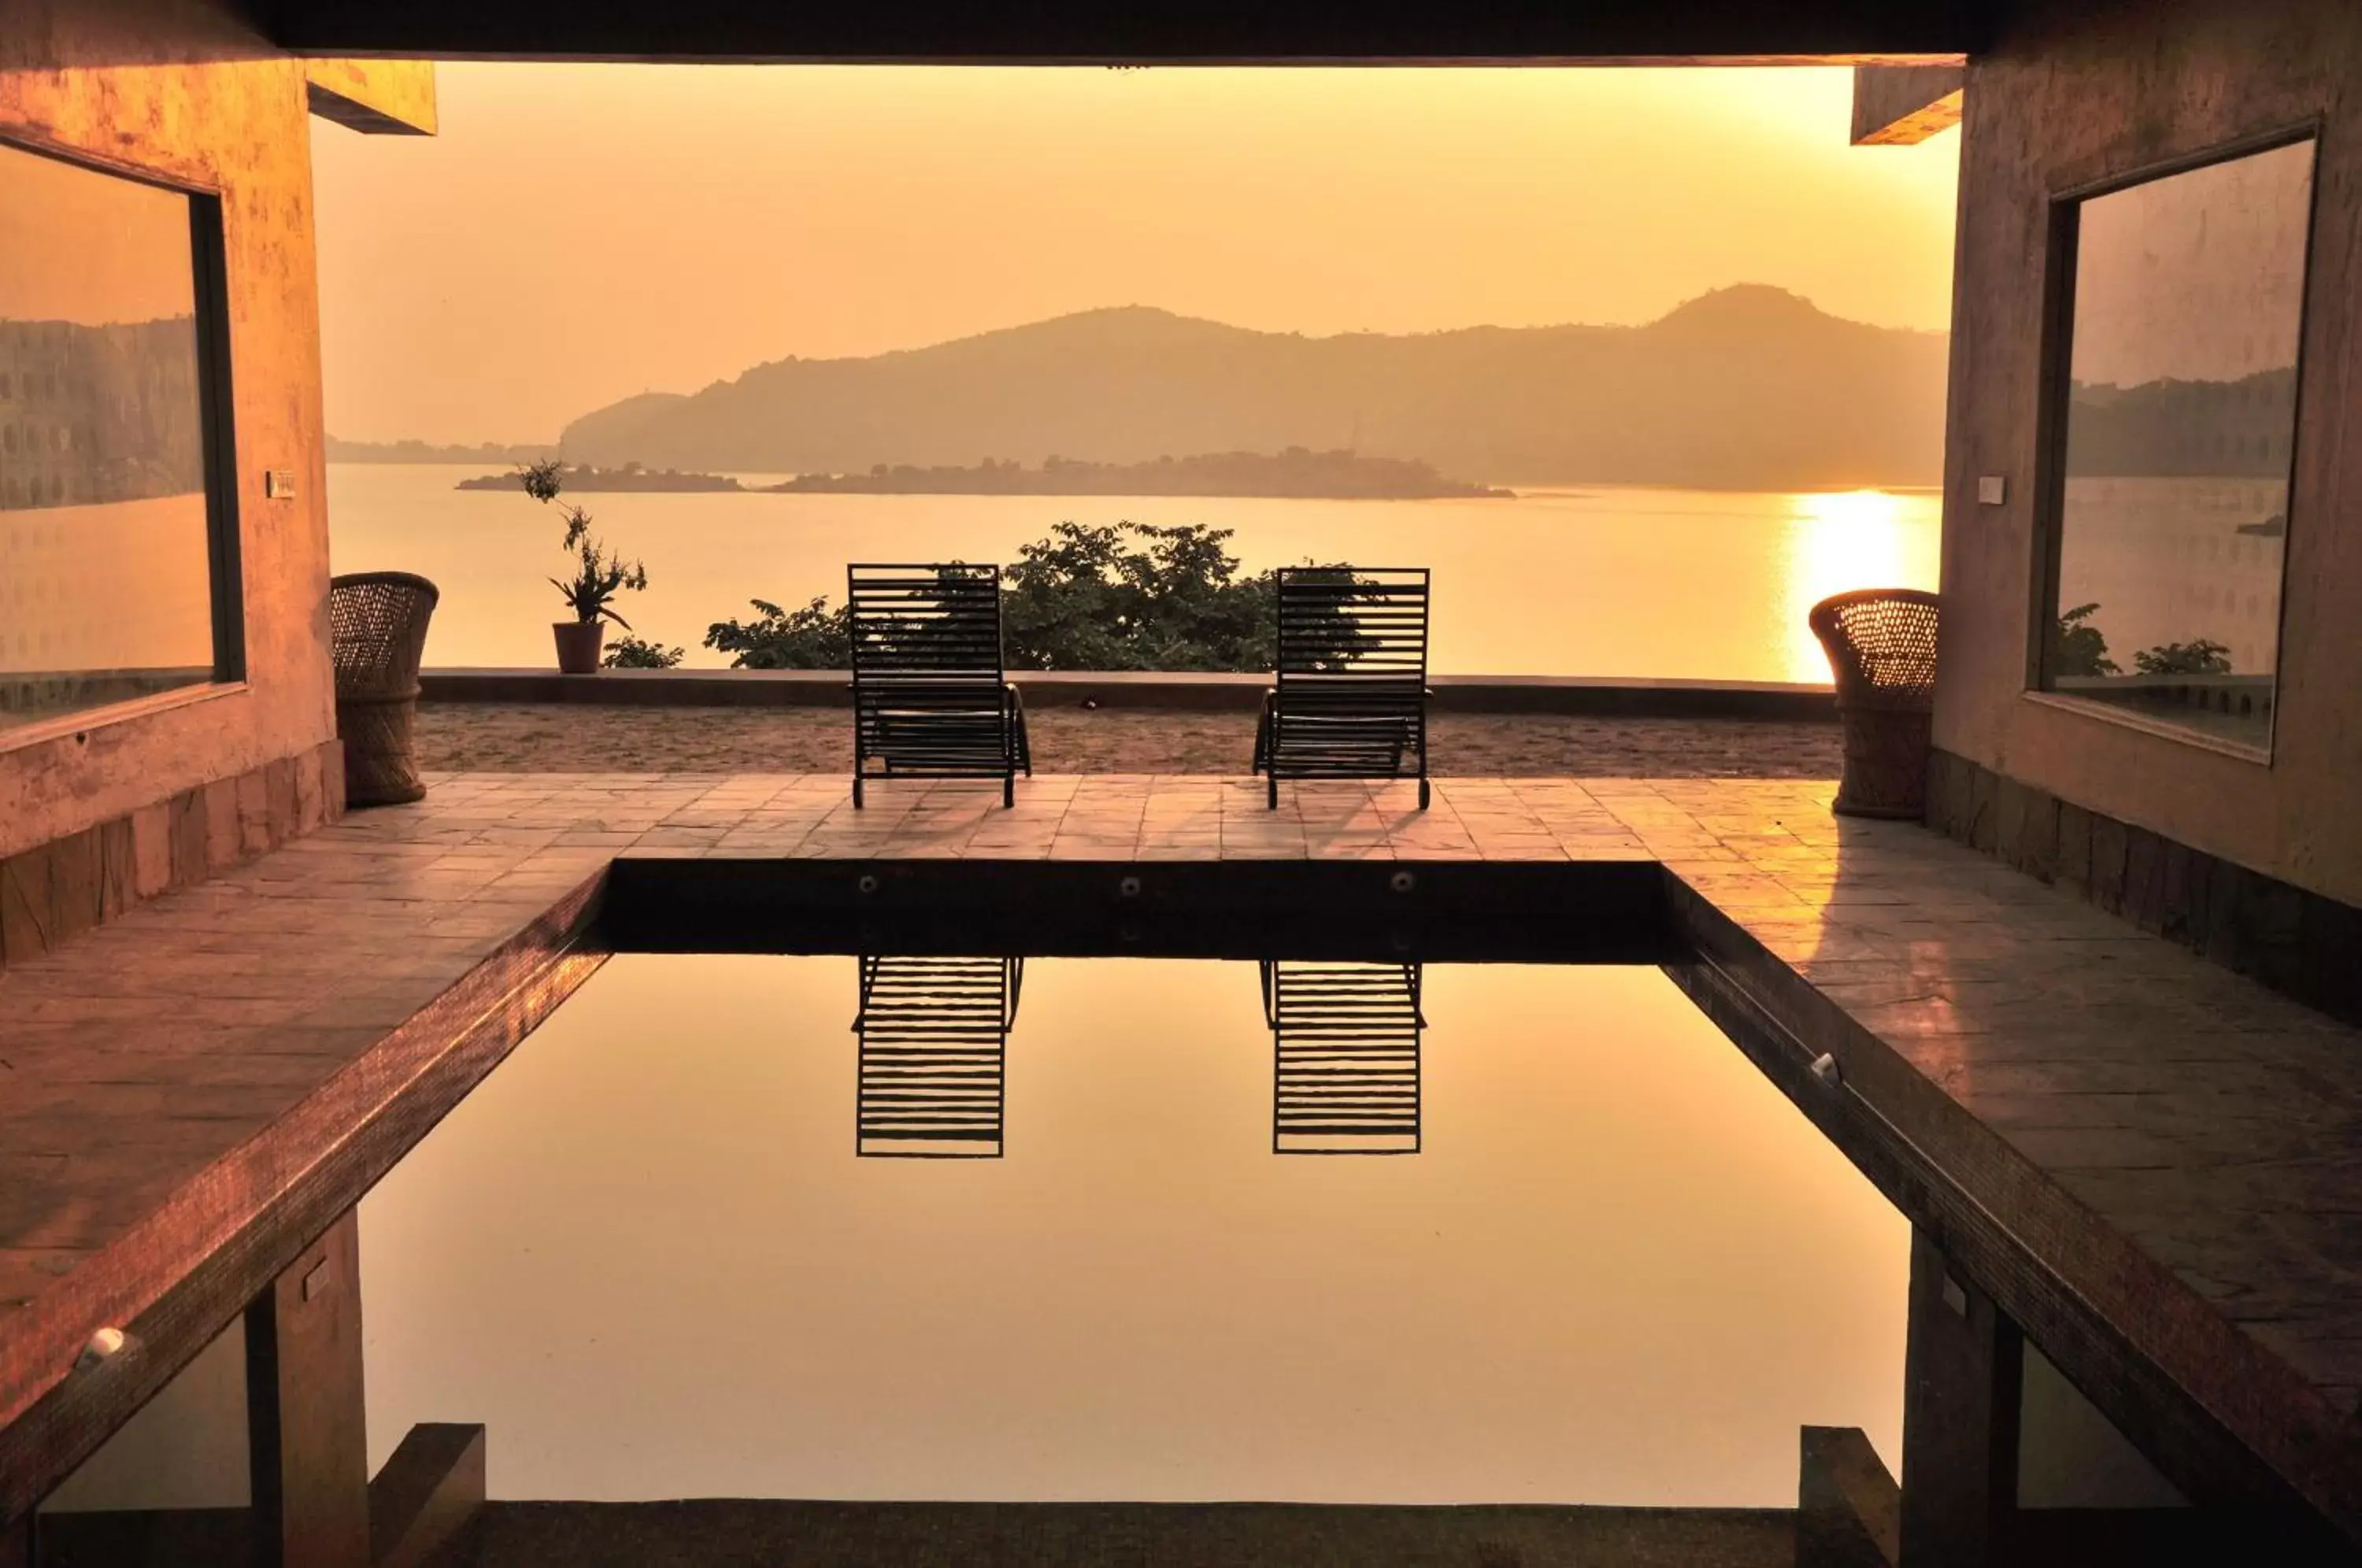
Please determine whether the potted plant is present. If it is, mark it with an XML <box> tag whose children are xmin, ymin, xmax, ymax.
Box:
<box><xmin>516</xmin><ymin>459</ymin><xmax>650</xmax><ymax>674</ymax></box>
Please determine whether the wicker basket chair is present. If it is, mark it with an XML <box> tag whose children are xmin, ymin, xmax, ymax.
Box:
<box><xmin>329</xmin><ymin>571</ymin><xmax>440</xmax><ymax>807</ymax></box>
<box><xmin>1809</xmin><ymin>588</ymin><xmax>1939</xmax><ymax>820</ymax></box>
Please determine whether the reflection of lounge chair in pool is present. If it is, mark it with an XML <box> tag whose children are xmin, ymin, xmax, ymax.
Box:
<box><xmin>1252</xmin><ymin>566</ymin><xmax>1433</xmax><ymax>810</ymax></box>
<box><xmin>849</xmin><ymin>563</ymin><xmax>1032</xmax><ymax>809</ymax></box>
<box><xmin>852</xmin><ymin>955</ymin><xmax>1023</xmax><ymax>1158</ymax></box>
<box><xmin>1261</xmin><ymin>960</ymin><xmax>1424</xmax><ymax>1155</ymax></box>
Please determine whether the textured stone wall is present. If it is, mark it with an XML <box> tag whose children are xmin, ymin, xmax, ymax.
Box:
<box><xmin>1925</xmin><ymin>747</ymin><xmax>2362</xmax><ymax>1026</ymax></box>
<box><xmin>0</xmin><ymin>737</ymin><xmax>343</xmax><ymax>972</ymax></box>
<box><xmin>0</xmin><ymin>6</ymin><xmax>428</xmax><ymax>963</ymax></box>
<box><xmin>1935</xmin><ymin>0</ymin><xmax>2362</xmax><ymax>908</ymax></box>
<box><xmin>0</xmin><ymin>2</ymin><xmax>343</xmax><ymax>865</ymax></box>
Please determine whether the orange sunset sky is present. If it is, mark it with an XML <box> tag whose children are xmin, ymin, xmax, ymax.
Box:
<box><xmin>311</xmin><ymin>64</ymin><xmax>1960</xmax><ymax>446</ymax></box>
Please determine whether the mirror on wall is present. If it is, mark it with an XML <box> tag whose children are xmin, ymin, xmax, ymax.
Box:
<box><xmin>0</xmin><ymin>139</ymin><xmax>228</xmax><ymax>737</ymax></box>
<box><xmin>2041</xmin><ymin>137</ymin><xmax>2314</xmax><ymax>753</ymax></box>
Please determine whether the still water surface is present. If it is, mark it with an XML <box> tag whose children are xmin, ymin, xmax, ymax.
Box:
<box><xmin>359</xmin><ymin>956</ymin><xmax>1907</xmax><ymax>1505</ymax></box>
<box><xmin>327</xmin><ymin>465</ymin><xmax>1939</xmax><ymax>682</ymax></box>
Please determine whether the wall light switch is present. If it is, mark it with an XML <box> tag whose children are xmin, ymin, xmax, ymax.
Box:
<box><xmin>265</xmin><ymin>468</ymin><xmax>298</xmax><ymax>500</ymax></box>
<box><xmin>1976</xmin><ymin>475</ymin><xmax>2007</xmax><ymax>506</ymax></box>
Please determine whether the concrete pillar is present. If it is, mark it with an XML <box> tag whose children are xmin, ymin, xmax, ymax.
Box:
<box><xmin>1899</xmin><ymin>1228</ymin><xmax>2022</xmax><ymax>1568</ymax></box>
<box><xmin>246</xmin><ymin>1210</ymin><xmax>370</xmax><ymax>1568</ymax></box>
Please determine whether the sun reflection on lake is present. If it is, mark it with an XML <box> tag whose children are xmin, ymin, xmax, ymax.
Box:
<box><xmin>1780</xmin><ymin>489</ymin><xmax>1934</xmax><ymax>682</ymax></box>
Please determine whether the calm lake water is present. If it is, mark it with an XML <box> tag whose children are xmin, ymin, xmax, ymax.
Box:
<box><xmin>326</xmin><ymin>464</ymin><xmax>1941</xmax><ymax>682</ymax></box>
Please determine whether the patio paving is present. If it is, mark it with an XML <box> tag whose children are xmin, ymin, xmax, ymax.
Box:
<box><xmin>413</xmin><ymin>702</ymin><xmax>1845</xmax><ymax>779</ymax></box>
<box><xmin>3</xmin><ymin>771</ymin><xmax>2360</xmax><ymax>1530</ymax></box>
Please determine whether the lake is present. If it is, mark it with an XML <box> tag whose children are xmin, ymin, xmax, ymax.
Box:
<box><xmin>326</xmin><ymin>464</ymin><xmax>1941</xmax><ymax>682</ymax></box>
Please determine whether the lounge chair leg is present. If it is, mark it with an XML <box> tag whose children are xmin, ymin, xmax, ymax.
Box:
<box><xmin>1268</xmin><ymin>772</ymin><xmax>1279</xmax><ymax>811</ymax></box>
<box><xmin>1418</xmin><ymin>776</ymin><xmax>1431</xmax><ymax>812</ymax></box>
<box><xmin>853</xmin><ymin>771</ymin><xmax>864</xmax><ymax>810</ymax></box>
<box><xmin>1004</xmin><ymin>771</ymin><xmax>1016</xmax><ymax>809</ymax></box>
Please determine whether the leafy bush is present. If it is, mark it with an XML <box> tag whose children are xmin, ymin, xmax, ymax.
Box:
<box><xmin>703</xmin><ymin>523</ymin><xmax>1372</xmax><ymax>673</ymax></box>
<box><xmin>704</xmin><ymin>596</ymin><xmax>852</xmax><ymax>668</ymax></box>
<box><xmin>602</xmin><ymin>635</ymin><xmax>683</xmax><ymax>668</ymax></box>
<box><xmin>703</xmin><ymin>522</ymin><xmax>1376</xmax><ymax>672</ymax></box>
<box><xmin>2134</xmin><ymin>638</ymin><xmax>2232</xmax><ymax>676</ymax></box>
<box><xmin>1002</xmin><ymin>522</ymin><xmax>1275</xmax><ymax>671</ymax></box>
<box><xmin>2049</xmin><ymin>602</ymin><xmax>2120</xmax><ymax>678</ymax></box>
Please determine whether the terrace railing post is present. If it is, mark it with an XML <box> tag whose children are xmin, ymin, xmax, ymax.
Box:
<box><xmin>245</xmin><ymin>1208</ymin><xmax>371</xmax><ymax>1568</ymax></box>
<box><xmin>1897</xmin><ymin>1228</ymin><xmax>2022</xmax><ymax>1568</ymax></box>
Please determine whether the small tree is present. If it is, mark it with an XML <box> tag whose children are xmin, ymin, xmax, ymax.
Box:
<box><xmin>517</xmin><ymin>458</ymin><xmax>650</xmax><ymax>629</ymax></box>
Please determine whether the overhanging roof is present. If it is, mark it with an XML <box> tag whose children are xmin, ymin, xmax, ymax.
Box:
<box><xmin>248</xmin><ymin>0</ymin><xmax>1986</xmax><ymax>63</ymax></box>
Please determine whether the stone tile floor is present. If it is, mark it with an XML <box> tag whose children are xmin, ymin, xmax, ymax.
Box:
<box><xmin>4</xmin><ymin>771</ymin><xmax>2360</xmax><ymax>1480</ymax></box>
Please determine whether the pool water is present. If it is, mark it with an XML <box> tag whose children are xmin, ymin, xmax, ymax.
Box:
<box><xmin>358</xmin><ymin>954</ymin><xmax>1908</xmax><ymax>1507</ymax></box>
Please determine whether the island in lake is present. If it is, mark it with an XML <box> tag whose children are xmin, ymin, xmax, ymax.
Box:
<box><xmin>768</xmin><ymin>448</ymin><xmax>1511</xmax><ymax>499</ymax></box>
<box><xmin>455</xmin><ymin>462</ymin><xmax>742</xmax><ymax>493</ymax></box>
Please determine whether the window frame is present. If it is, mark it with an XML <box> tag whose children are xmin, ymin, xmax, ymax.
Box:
<box><xmin>2027</xmin><ymin>122</ymin><xmax>2323</xmax><ymax>765</ymax></box>
<box><xmin>0</xmin><ymin>136</ymin><xmax>243</xmax><ymax>754</ymax></box>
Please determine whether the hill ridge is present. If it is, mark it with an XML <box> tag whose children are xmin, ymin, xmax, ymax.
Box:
<box><xmin>561</xmin><ymin>286</ymin><xmax>1949</xmax><ymax>489</ymax></box>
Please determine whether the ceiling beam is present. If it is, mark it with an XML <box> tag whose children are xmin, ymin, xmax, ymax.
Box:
<box><xmin>249</xmin><ymin>0</ymin><xmax>1988</xmax><ymax>64</ymax></box>
<box><xmin>1851</xmin><ymin>62</ymin><xmax>1965</xmax><ymax>144</ymax></box>
<box><xmin>303</xmin><ymin>59</ymin><xmax>436</xmax><ymax>135</ymax></box>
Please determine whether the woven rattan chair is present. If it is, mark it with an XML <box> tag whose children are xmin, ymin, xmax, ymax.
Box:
<box><xmin>329</xmin><ymin>571</ymin><xmax>439</xmax><ymax>808</ymax></box>
<box><xmin>1809</xmin><ymin>588</ymin><xmax>1939</xmax><ymax>819</ymax></box>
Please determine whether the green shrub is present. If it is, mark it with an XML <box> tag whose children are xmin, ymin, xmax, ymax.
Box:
<box><xmin>602</xmin><ymin>635</ymin><xmax>684</xmax><ymax>668</ymax></box>
<box><xmin>704</xmin><ymin>596</ymin><xmax>852</xmax><ymax>668</ymax></box>
<box><xmin>705</xmin><ymin>522</ymin><xmax>1373</xmax><ymax>673</ymax></box>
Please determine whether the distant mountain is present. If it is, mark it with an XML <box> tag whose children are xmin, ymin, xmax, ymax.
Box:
<box><xmin>555</xmin><ymin>287</ymin><xmax>1948</xmax><ymax>490</ymax></box>
<box><xmin>328</xmin><ymin>435</ymin><xmax>557</xmax><ymax>464</ymax></box>
<box><xmin>2066</xmin><ymin>368</ymin><xmax>2297</xmax><ymax>479</ymax></box>
<box><xmin>772</xmin><ymin>449</ymin><xmax>1508</xmax><ymax>499</ymax></box>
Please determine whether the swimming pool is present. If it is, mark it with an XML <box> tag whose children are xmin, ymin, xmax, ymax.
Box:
<box><xmin>357</xmin><ymin>951</ymin><xmax>1909</xmax><ymax>1507</ymax></box>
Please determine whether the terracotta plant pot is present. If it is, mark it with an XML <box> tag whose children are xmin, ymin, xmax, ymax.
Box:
<box><xmin>553</xmin><ymin>619</ymin><xmax>605</xmax><ymax>674</ymax></box>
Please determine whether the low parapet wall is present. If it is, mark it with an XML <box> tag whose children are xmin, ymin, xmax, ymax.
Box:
<box><xmin>419</xmin><ymin>668</ymin><xmax>1838</xmax><ymax>721</ymax></box>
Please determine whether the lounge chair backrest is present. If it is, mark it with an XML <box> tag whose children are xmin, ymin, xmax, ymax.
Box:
<box><xmin>854</xmin><ymin>953</ymin><xmax>1020</xmax><ymax>1159</ymax></box>
<box><xmin>1261</xmin><ymin>959</ymin><xmax>1424</xmax><ymax>1155</ymax></box>
<box><xmin>1274</xmin><ymin>566</ymin><xmax>1429</xmax><ymax>686</ymax></box>
<box><xmin>849</xmin><ymin>563</ymin><xmax>1005</xmax><ymax>684</ymax></box>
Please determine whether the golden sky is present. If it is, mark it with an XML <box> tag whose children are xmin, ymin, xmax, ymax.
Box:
<box><xmin>311</xmin><ymin>65</ymin><xmax>1959</xmax><ymax>446</ymax></box>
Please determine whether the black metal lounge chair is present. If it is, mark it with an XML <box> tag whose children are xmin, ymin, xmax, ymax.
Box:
<box><xmin>1251</xmin><ymin>566</ymin><xmax>1432</xmax><ymax>810</ymax></box>
<box><xmin>849</xmin><ymin>563</ymin><xmax>1031</xmax><ymax>808</ymax></box>
<box><xmin>852</xmin><ymin>954</ymin><xmax>1023</xmax><ymax>1158</ymax></box>
<box><xmin>1261</xmin><ymin>960</ymin><xmax>1424</xmax><ymax>1155</ymax></box>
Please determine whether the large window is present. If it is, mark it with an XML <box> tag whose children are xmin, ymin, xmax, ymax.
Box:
<box><xmin>2039</xmin><ymin>136</ymin><xmax>2315</xmax><ymax>754</ymax></box>
<box><xmin>0</xmin><ymin>139</ymin><xmax>235</xmax><ymax>735</ymax></box>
